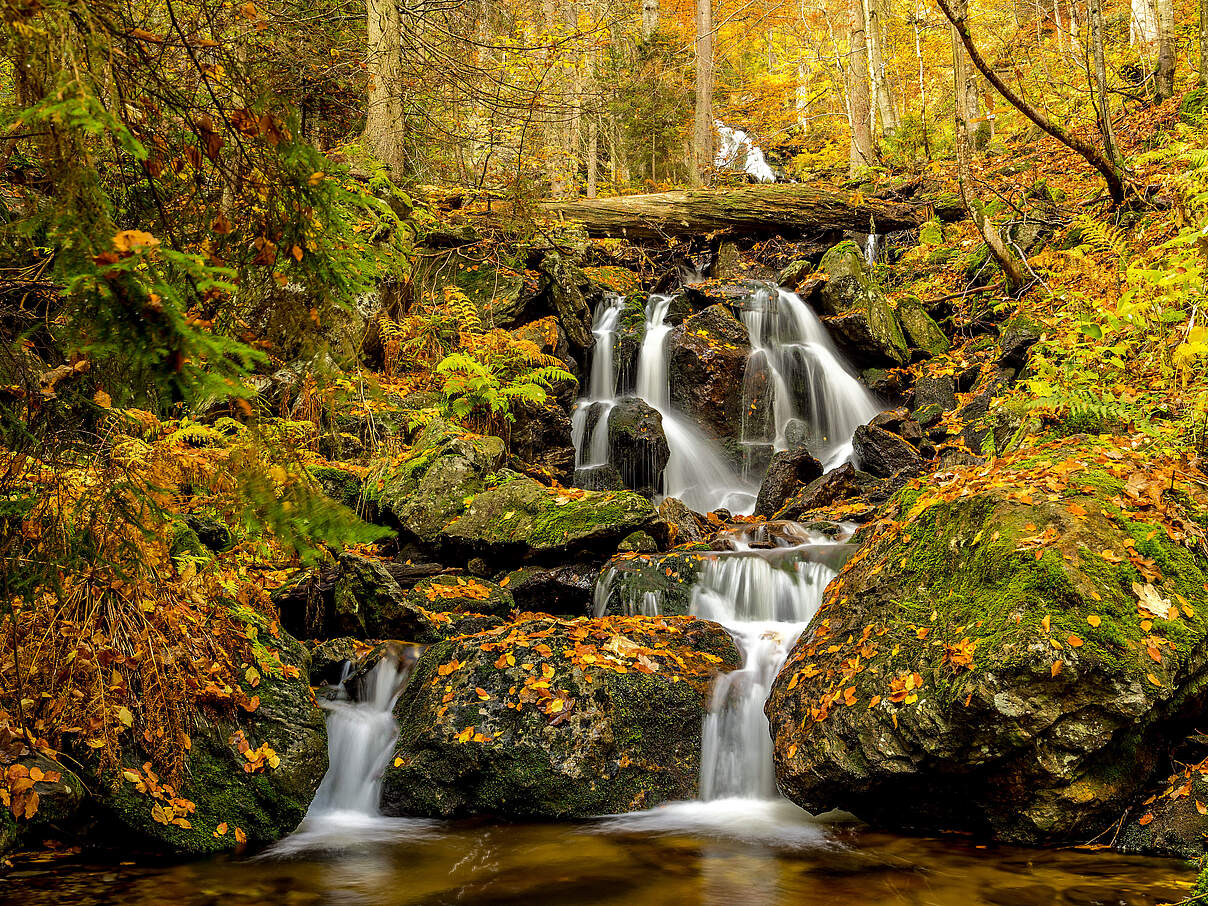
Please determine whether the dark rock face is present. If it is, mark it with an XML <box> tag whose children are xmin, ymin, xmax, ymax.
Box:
<box><xmin>768</xmin><ymin>457</ymin><xmax>1208</xmax><ymax>845</ymax></box>
<box><xmin>381</xmin><ymin>615</ymin><xmax>740</xmax><ymax>818</ymax></box>
<box><xmin>607</xmin><ymin>398</ymin><xmax>670</xmax><ymax>498</ymax></box>
<box><xmin>667</xmin><ymin>304</ymin><xmax>751</xmax><ymax>445</ymax></box>
<box><xmin>913</xmin><ymin>373</ymin><xmax>959</xmax><ymax>413</ymax></box>
<box><xmin>754</xmin><ymin>448</ymin><xmax>824</xmax><ymax>517</ymax></box>
<box><xmin>998</xmin><ymin>318</ymin><xmax>1043</xmax><ymax>369</ymax></box>
<box><xmin>1116</xmin><ymin>753</ymin><xmax>1208</xmax><ymax>858</ymax></box>
<box><xmin>595</xmin><ymin>550</ymin><xmax>709</xmax><ymax>617</ymax></box>
<box><xmin>504</xmin><ymin>563</ymin><xmax>600</xmax><ymax>616</ymax></box>
<box><xmin>773</xmin><ymin>462</ymin><xmax>894</xmax><ymax>522</ymax></box>
<box><xmin>657</xmin><ymin>496</ymin><xmax>704</xmax><ymax>546</ymax></box>
<box><xmin>852</xmin><ymin>425</ymin><xmax>925</xmax><ymax>478</ymax></box>
<box><xmin>88</xmin><ymin>613</ymin><xmax>328</xmax><ymax>854</ymax></box>
<box><xmin>510</xmin><ymin>399</ymin><xmax>576</xmax><ymax>482</ymax></box>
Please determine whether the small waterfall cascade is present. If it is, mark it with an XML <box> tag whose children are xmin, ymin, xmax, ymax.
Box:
<box><xmin>714</xmin><ymin>121</ymin><xmax>776</xmax><ymax>183</ymax></box>
<box><xmin>306</xmin><ymin>658</ymin><xmax>408</xmax><ymax>819</ymax></box>
<box><xmin>571</xmin><ymin>295</ymin><xmax>626</xmax><ymax>469</ymax></box>
<box><xmin>864</xmin><ymin>232</ymin><xmax>880</xmax><ymax>266</ymax></box>
<box><xmin>739</xmin><ymin>287</ymin><xmax>880</xmax><ymax>471</ymax></box>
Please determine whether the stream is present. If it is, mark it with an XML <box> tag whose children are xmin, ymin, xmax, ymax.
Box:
<box><xmin>1</xmin><ymin>285</ymin><xmax>1194</xmax><ymax>905</ymax></box>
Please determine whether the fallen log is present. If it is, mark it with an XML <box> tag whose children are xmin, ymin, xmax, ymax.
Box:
<box><xmin>541</xmin><ymin>185</ymin><xmax>931</xmax><ymax>240</ymax></box>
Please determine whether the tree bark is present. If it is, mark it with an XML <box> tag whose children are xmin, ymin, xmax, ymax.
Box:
<box><xmin>849</xmin><ymin>0</ymin><xmax>876</xmax><ymax>175</ymax></box>
<box><xmin>1155</xmin><ymin>0</ymin><xmax>1176</xmax><ymax>99</ymax></box>
<box><xmin>692</xmin><ymin>0</ymin><xmax>714</xmax><ymax>184</ymax></box>
<box><xmin>541</xmin><ymin>184</ymin><xmax>930</xmax><ymax>239</ymax></box>
<box><xmin>951</xmin><ymin>13</ymin><xmax>1027</xmax><ymax>292</ymax></box>
<box><xmin>934</xmin><ymin>0</ymin><xmax>1126</xmax><ymax>203</ymax></box>
<box><xmin>1201</xmin><ymin>0</ymin><xmax>1208</xmax><ymax>87</ymax></box>
<box><xmin>866</xmin><ymin>0</ymin><xmax>899</xmax><ymax>134</ymax></box>
<box><xmin>1089</xmin><ymin>0</ymin><xmax>1123</xmax><ymax>168</ymax></box>
<box><xmin>642</xmin><ymin>0</ymin><xmax>659</xmax><ymax>39</ymax></box>
<box><xmin>365</xmin><ymin>0</ymin><xmax>408</xmax><ymax>175</ymax></box>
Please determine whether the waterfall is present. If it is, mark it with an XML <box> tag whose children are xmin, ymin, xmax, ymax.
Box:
<box><xmin>864</xmin><ymin>232</ymin><xmax>880</xmax><ymax>266</ymax></box>
<box><xmin>714</xmin><ymin>122</ymin><xmax>776</xmax><ymax>183</ymax></box>
<box><xmin>571</xmin><ymin>296</ymin><xmax>625</xmax><ymax>468</ymax></box>
<box><xmin>740</xmin><ymin>287</ymin><xmax>880</xmax><ymax>470</ymax></box>
<box><xmin>264</xmin><ymin>656</ymin><xmax>435</xmax><ymax>855</ymax></box>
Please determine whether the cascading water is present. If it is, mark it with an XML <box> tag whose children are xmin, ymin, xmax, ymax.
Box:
<box><xmin>265</xmin><ymin>656</ymin><xmax>435</xmax><ymax>855</ymax></box>
<box><xmin>740</xmin><ymin>287</ymin><xmax>880</xmax><ymax>470</ymax></box>
<box><xmin>571</xmin><ymin>296</ymin><xmax>626</xmax><ymax>469</ymax></box>
<box><xmin>714</xmin><ymin>121</ymin><xmax>776</xmax><ymax>183</ymax></box>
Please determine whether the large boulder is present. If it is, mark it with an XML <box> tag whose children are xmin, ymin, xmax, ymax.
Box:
<box><xmin>754</xmin><ymin>448</ymin><xmax>824</xmax><ymax>517</ymax></box>
<box><xmin>87</xmin><ymin>610</ymin><xmax>328</xmax><ymax>854</ymax></box>
<box><xmin>381</xmin><ymin>615</ymin><xmax>741</xmax><ymax>818</ymax></box>
<box><xmin>667</xmin><ymin>304</ymin><xmax>751</xmax><ymax>444</ymax></box>
<box><xmin>897</xmin><ymin>296</ymin><xmax>950</xmax><ymax>358</ymax></box>
<box><xmin>852</xmin><ymin>424</ymin><xmax>926</xmax><ymax>478</ymax></box>
<box><xmin>504</xmin><ymin>563</ymin><xmax>600</xmax><ymax>616</ymax></box>
<box><xmin>768</xmin><ymin>443</ymin><xmax>1208</xmax><ymax>844</ymax></box>
<box><xmin>773</xmin><ymin>462</ymin><xmax>894</xmax><ymax>522</ymax></box>
<box><xmin>816</xmin><ymin>241</ymin><xmax>909</xmax><ymax>367</ymax></box>
<box><xmin>607</xmin><ymin>398</ymin><xmax>670</xmax><ymax>498</ymax></box>
<box><xmin>441</xmin><ymin>475</ymin><xmax>657</xmax><ymax>562</ymax></box>
<box><xmin>365</xmin><ymin>419</ymin><xmax>506</xmax><ymax>546</ymax></box>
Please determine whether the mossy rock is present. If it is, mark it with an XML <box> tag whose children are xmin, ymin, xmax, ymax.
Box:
<box><xmin>594</xmin><ymin>550</ymin><xmax>710</xmax><ymax>617</ymax></box>
<box><xmin>896</xmin><ymin>296</ymin><xmax>950</xmax><ymax>357</ymax></box>
<box><xmin>87</xmin><ymin>617</ymin><xmax>327</xmax><ymax>855</ymax></box>
<box><xmin>441</xmin><ymin>476</ymin><xmax>656</xmax><ymax>562</ymax></box>
<box><xmin>405</xmin><ymin>575</ymin><xmax>514</xmax><ymax>619</ymax></box>
<box><xmin>768</xmin><ymin>441</ymin><xmax>1208</xmax><ymax>845</ymax></box>
<box><xmin>364</xmin><ymin>418</ymin><xmax>506</xmax><ymax>546</ymax></box>
<box><xmin>309</xmin><ymin>465</ymin><xmax>366</xmax><ymax>511</ymax></box>
<box><xmin>380</xmin><ymin>615</ymin><xmax>740</xmax><ymax>818</ymax></box>
<box><xmin>168</xmin><ymin>522</ymin><xmax>211</xmax><ymax>564</ymax></box>
<box><xmin>817</xmin><ymin>241</ymin><xmax>909</xmax><ymax>367</ymax></box>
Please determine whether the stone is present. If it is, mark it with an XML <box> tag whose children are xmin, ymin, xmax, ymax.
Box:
<box><xmin>777</xmin><ymin>259</ymin><xmax>812</xmax><ymax>289</ymax></box>
<box><xmin>817</xmin><ymin>241</ymin><xmax>909</xmax><ymax>367</ymax></box>
<box><xmin>509</xmin><ymin>399</ymin><xmax>576</xmax><ymax>483</ymax></box>
<box><xmin>768</xmin><ymin>452</ymin><xmax>1208</xmax><ymax>845</ymax></box>
<box><xmin>364</xmin><ymin>418</ymin><xmax>506</xmax><ymax>547</ymax></box>
<box><xmin>573</xmin><ymin>463</ymin><xmax>625</xmax><ymax>491</ymax></box>
<box><xmin>754</xmin><ymin>448</ymin><xmax>824</xmax><ymax>518</ymax></box>
<box><xmin>381</xmin><ymin>615</ymin><xmax>740</xmax><ymax>818</ymax></box>
<box><xmin>667</xmin><ymin>304</ymin><xmax>751</xmax><ymax>445</ymax></box>
<box><xmin>88</xmin><ymin>612</ymin><xmax>328</xmax><ymax>854</ymax></box>
<box><xmin>913</xmin><ymin>373</ymin><xmax>959</xmax><ymax>413</ymax></box>
<box><xmin>998</xmin><ymin>317</ymin><xmax>1043</xmax><ymax>369</ymax></box>
<box><xmin>594</xmin><ymin>550</ymin><xmax>709</xmax><ymax>617</ymax></box>
<box><xmin>897</xmin><ymin>296</ymin><xmax>950</xmax><ymax>358</ymax></box>
<box><xmin>617</xmin><ymin>530</ymin><xmax>658</xmax><ymax>553</ymax></box>
<box><xmin>852</xmin><ymin>425</ymin><xmax>926</xmax><ymax>478</ymax></box>
<box><xmin>405</xmin><ymin>575</ymin><xmax>514</xmax><ymax>619</ymax></box>
<box><xmin>441</xmin><ymin>475</ymin><xmax>657</xmax><ymax>562</ymax></box>
<box><xmin>606</xmin><ymin>398</ymin><xmax>670</xmax><ymax>498</ymax></box>
<box><xmin>504</xmin><ymin>563</ymin><xmax>600</xmax><ymax>616</ymax></box>
<box><xmin>657</xmin><ymin>496</ymin><xmax>704</xmax><ymax>546</ymax></box>
<box><xmin>773</xmin><ymin>462</ymin><xmax>894</xmax><ymax>522</ymax></box>
<box><xmin>868</xmin><ymin>408</ymin><xmax>930</xmax><ymax>452</ymax></box>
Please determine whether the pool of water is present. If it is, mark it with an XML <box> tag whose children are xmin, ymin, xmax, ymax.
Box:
<box><xmin>0</xmin><ymin>804</ymin><xmax>1192</xmax><ymax>906</ymax></box>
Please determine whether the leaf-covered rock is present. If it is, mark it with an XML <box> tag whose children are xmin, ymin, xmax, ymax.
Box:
<box><xmin>768</xmin><ymin>440</ymin><xmax>1208</xmax><ymax>844</ymax></box>
<box><xmin>381</xmin><ymin>615</ymin><xmax>740</xmax><ymax>818</ymax></box>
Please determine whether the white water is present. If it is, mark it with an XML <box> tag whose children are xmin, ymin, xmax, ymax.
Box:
<box><xmin>265</xmin><ymin>658</ymin><xmax>437</xmax><ymax>856</ymax></box>
<box><xmin>571</xmin><ymin>296</ymin><xmax>626</xmax><ymax>468</ymax></box>
<box><xmin>715</xmin><ymin>122</ymin><xmax>776</xmax><ymax>183</ymax></box>
<box><xmin>740</xmin><ymin>287</ymin><xmax>880</xmax><ymax>470</ymax></box>
<box><xmin>864</xmin><ymin>232</ymin><xmax>880</xmax><ymax>266</ymax></box>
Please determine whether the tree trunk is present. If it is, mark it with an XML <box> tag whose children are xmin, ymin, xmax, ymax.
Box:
<box><xmin>692</xmin><ymin>0</ymin><xmax>714</xmax><ymax>184</ymax></box>
<box><xmin>365</xmin><ymin>0</ymin><xmax>408</xmax><ymax>175</ymax></box>
<box><xmin>848</xmin><ymin>0</ymin><xmax>876</xmax><ymax>175</ymax></box>
<box><xmin>1155</xmin><ymin>0</ymin><xmax>1176</xmax><ymax>99</ymax></box>
<box><xmin>951</xmin><ymin>14</ymin><xmax>1027</xmax><ymax>292</ymax></box>
<box><xmin>934</xmin><ymin>0</ymin><xmax>1126</xmax><ymax>203</ymax></box>
<box><xmin>587</xmin><ymin>115</ymin><xmax>599</xmax><ymax>198</ymax></box>
<box><xmin>541</xmin><ymin>184</ymin><xmax>930</xmax><ymax>239</ymax></box>
<box><xmin>913</xmin><ymin>6</ymin><xmax>932</xmax><ymax>159</ymax></box>
<box><xmin>1089</xmin><ymin>0</ymin><xmax>1124</xmax><ymax>168</ymax></box>
<box><xmin>1132</xmin><ymin>0</ymin><xmax>1159</xmax><ymax>45</ymax></box>
<box><xmin>642</xmin><ymin>0</ymin><xmax>659</xmax><ymax>39</ymax></box>
<box><xmin>866</xmin><ymin>0</ymin><xmax>899</xmax><ymax>134</ymax></box>
<box><xmin>1201</xmin><ymin>0</ymin><xmax>1208</xmax><ymax>87</ymax></box>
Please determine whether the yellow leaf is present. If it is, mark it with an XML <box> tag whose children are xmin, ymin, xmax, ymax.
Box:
<box><xmin>1087</xmin><ymin>614</ymin><xmax>1101</xmax><ymax>627</ymax></box>
<box><xmin>1147</xmin><ymin>673</ymin><xmax>1163</xmax><ymax>687</ymax></box>
<box><xmin>1051</xmin><ymin>660</ymin><xmax>1064</xmax><ymax>677</ymax></box>
<box><xmin>93</xmin><ymin>389</ymin><xmax>112</xmax><ymax>408</ymax></box>
<box><xmin>117</xmin><ymin>706</ymin><xmax>133</xmax><ymax>727</ymax></box>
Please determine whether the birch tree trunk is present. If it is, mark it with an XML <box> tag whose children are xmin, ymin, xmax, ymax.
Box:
<box><xmin>692</xmin><ymin>0</ymin><xmax>714</xmax><ymax>184</ymax></box>
<box><xmin>1131</xmin><ymin>0</ymin><xmax>1158</xmax><ymax>45</ymax></box>
<box><xmin>1201</xmin><ymin>0</ymin><xmax>1208</xmax><ymax>87</ymax></box>
<box><xmin>1155</xmin><ymin>0</ymin><xmax>1176</xmax><ymax>99</ymax></box>
<box><xmin>1089</xmin><ymin>0</ymin><xmax>1123</xmax><ymax>167</ymax></box>
<box><xmin>865</xmin><ymin>0</ymin><xmax>899</xmax><ymax>134</ymax></box>
<box><xmin>365</xmin><ymin>0</ymin><xmax>408</xmax><ymax>175</ymax></box>
<box><xmin>848</xmin><ymin>0</ymin><xmax>876</xmax><ymax>175</ymax></box>
<box><xmin>642</xmin><ymin>0</ymin><xmax>659</xmax><ymax>39</ymax></box>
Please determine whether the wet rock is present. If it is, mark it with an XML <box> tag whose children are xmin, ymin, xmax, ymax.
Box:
<box><xmin>1115</xmin><ymin>769</ymin><xmax>1208</xmax><ymax>859</ymax></box>
<box><xmin>657</xmin><ymin>496</ymin><xmax>705</xmax><ymax>546</ymax></box>
<box><xmin>816</xmin><ymin>241</ymin><xmax>909</xmax><ymax>368</ymax></box>
<box><xmin>504</xmin><ymin>563</ymin><xmax>600</xmax><ymax>616</ymax></box>
<box><xmin>852</xmin><ymin>425</ymin><xmax>925</xmax><ymax>478</ymax></box>
<box><xmin>308</xmin><ymin>636</ymin><xmax>368</xmax><ymax>686</ymax></box>
<box><xmin>617</xmin><ymin>531</ymin><xmax>658</xmax><ymax>553</ymax></box>
<box><xmin>768</xmin><ymin>454</ymin><xmax>1208</xmax><ymax>844</ymax></box>
<box><xmin>860</xmin><ymin>367</ymin><xmax>907</xmax><ymax>399</ymax></box>
<box><xmin>89</xmin><ymin>612</ymin><xmax>328</xmax><ymax>854</ymax></box>
<box><xmin>441</xmin><ymin>476</ymin><xmax>657</xmax><ymax>562</ymax></box>
<box><xmin>574</xmin><ymin>463</ymin><xmax>625</xmax><ymax>491</ymax></box>
<box><xmin>405</xmin><ymin>575</ymin><xmax>514</xmax><ymax>619</ymax></box>
<box><xmin>777</xmin><ymin>259</ymin><xmax>812</xmax><ymax>289</ymax></box>
<box><xmin>754</xmin><ymin>448</ymin><xmax>824</xmax><ymax>518</ymax></box>
<box><xmin>607</xmin><ymin>398</ymin><xmax>670</xmax><ymax>499</ymax></box>
<box><xmin>510</xmin><ymin>399</ymin><xmax>576</xmax><ymax>483</ymax></box>
<box><xmin>773</xmin><ymin>462</ymin><xmax>894</xmax><ymax>522</ymax></box>
<box><xmin>667</xmin><ymin>304</ymin><xmax>751</xmax><ymax>444</ymax></box>
<box><xmin>912</xmin><ymin>373</ymin><xmax>958</xmax><ymax>413</ymax></box>
<box><xmin>184</xmin><ymin>514</ymin><xmax>232</xmax><ymax>553</ymax></box>
<box><xmin>365</xmin><ymin>418</ymin><xmax>506</xmax><ymax>546</ymax></box>
<box><xmin>868</xmin><ymin>409</ymin><xmax>931</xmax><ymax>455</ymax></box>
<box><xmin>0</xmin><ymin>754</ymin><xmax>85</xmax><ymax>850</ymax></box>
<box><xmin>998</xmin><ymin>317</ymin><xmax>1043</xmax><ymax>370</ymax></box>
<box><xmin>381</xmin><ymin>615</ymin><xmax>741</xmax><ymax>818</ymax></box>
<box><xmin>897</xmin><ymin>296</ymin><xmax>950</xmax><ymax>358</ymax></box>
<box><xmin>594</xmin><ymin>550</ymin><xmax>709</xmax><ymax>617</ymax></box>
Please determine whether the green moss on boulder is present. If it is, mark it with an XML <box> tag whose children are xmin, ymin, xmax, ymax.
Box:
<box><xmin>817</xmin><ymin>240</ymin><xmax>909</xmax><ymax>367</ymax></box>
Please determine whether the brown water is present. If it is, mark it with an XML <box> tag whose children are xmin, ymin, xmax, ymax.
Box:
<box><xmin>0</xmin><ymin>815</ymin><xmax>1193</xmax><ymax>906</ymax></box>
